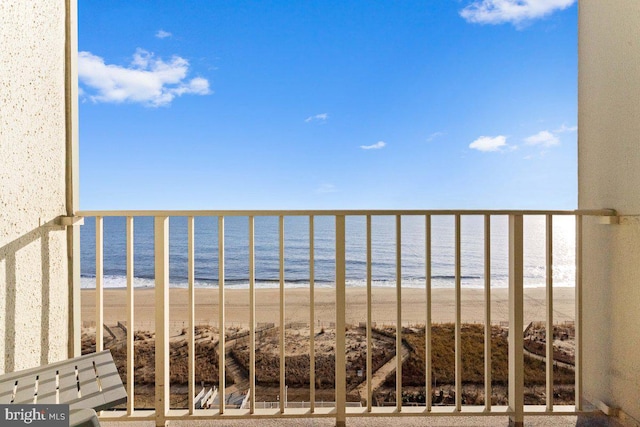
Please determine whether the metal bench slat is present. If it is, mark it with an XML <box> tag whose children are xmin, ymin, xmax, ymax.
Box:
<box><xmin>91</xmin><ymin>354</ymin><xmax>127</xmax><ymax>410</ymax></box>
<box><xmin>76</xmin><ymin>358</ymin><xmax>101</xmax><ymax>401</ymax></box>
<box><xmin>34</xmin><ymin>368</ymin><xmax>58</xmax><ymax>404</ymax></box>
<box><xmin>0</xmin><ymin>378</ymin><xmax>16</xmax><ymax>403</ymax></box>
<box><xmin>58</xmin><ymin>363</ymin><xmax>80</xmax><ymax>404</ymax></box>
<box><xmin>13</xmin><ymin>375</ymin><xmax>37</xmax><ymax>404</ymax></box>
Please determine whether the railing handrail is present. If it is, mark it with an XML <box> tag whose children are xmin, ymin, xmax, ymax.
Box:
<box><xmin>80</xmin><ymin>208</ymin><xmax>603</xmax><ymax>426</ymax></box>
<box><xmin>77</xmin><ymin>208</ymin><xmax>616</xmax><ymax>217</ymax></box>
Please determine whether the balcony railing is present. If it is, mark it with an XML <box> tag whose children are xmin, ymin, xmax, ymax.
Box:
<box><xmin>76</xmin><ymin>209</ymin><xmax>615</xmax><ymax>427</ymax></box>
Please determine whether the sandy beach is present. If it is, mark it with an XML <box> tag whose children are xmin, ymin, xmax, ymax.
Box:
<box><xmin>81</xmin><ymin>286</ymin><xmax>576</xmax><ymax>331</ymax></box>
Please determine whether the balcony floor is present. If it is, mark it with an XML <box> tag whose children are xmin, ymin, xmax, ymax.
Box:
<box><xmin>102</xmin><ymin>412</ymin><xmax>627</xmax><ymax>427</ymax></box>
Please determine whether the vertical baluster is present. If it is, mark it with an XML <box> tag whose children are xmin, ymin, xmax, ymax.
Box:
<box><xmin>70</xmin><ymin>220</ymin><xmax>82</xmax><ymax>358</ymax></box>
<box><xmin>154</xmin><ymin>216</ymin><xmax>169</xmax><ymax>427</ymax></box>
<box><xmin>508</xmin><ymin>214</ymin><xmax>524</xmax><ymax>427</ymax></box>
<box><xmin>396</xmin><ymin>215</ymin><xmax>402</xmax><ymax>412</ymax></box>
<box><xmin>218</xmin><ymin>216</ymin><xmax>225</xmax><ymax>414</ymax></box>
<box><xmin>95</xmin><ymin>216</ymin><xmax>103</xmax><ymax>352</ymax></box>
<box><xmin>279</xmin><ymin>216</ymin><xmax>285</xmax><ymax>413</ymax></box>
<box><xmin>188</xmin><ymin>217</ymin><xmax>195</xmax><ymax>415</ymax></box>
<box><xmin>425</xmin><ymin>215</ymin><xmax>432</xmax><ymax>412</ymax></box>
<box><xmin>335</xmin><ymin>215</ymin><xmax>346</xmax><ymax>427</ymax></box>
<box><xmin>546</xmin><ymin>215</ymin><xmax>554</xmax><ymax>412</ymax></box>
<box><xmin>249</xmin><ymin>216</ymin><xmax>256</xmax><ymax>414</ymax></box>
<box><xmin>455</xmin><ymin>214</ymin><xmax>462</xmax><ymax>412</ymax></box>
<box><xmin>126</xmin><ymin>216</ymin><xmax>135</xmax><ymax>415</ymax></box>
<box><xmin>366</xmin><ymin>215</ymin><xmax>372</xmax><ymax>413</ymax></box>
<box><xmin>575</xmin><ymin>215</ymin><xmax>583</xmax><ymax>411</ymax></box>
<box><xmin>484</xmin><ymin>215</ymin><xmax>492</xmax><ymax>412</ymax></box>
<box><xmin>309</xmin><ymin>216</ymin><xmax>316</xmax><ymax>413</ymax></box>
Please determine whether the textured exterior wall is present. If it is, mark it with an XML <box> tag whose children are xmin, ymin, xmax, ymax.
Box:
<box><xmin>579</xmin><ymin>1</ymin><xmax>640</xmax><ymax>422</ymax></box>
<box><xmin>0</xmin><ymin>1</ymin><xmax>69</xmax><ymax>372</ymax></box>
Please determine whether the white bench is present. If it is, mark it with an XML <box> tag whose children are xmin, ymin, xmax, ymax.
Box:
<box><xmin>0</xmin><ymin>350</ymin><xmax>127</xmax><ymax>427</ymax></box>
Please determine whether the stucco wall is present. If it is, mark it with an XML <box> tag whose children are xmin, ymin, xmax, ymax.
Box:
<box><xmin>579</xmin><ymin>1</ymin><xmax>640</xmax><ymax>422</ymax></box>
<box><xmin>0</xmin><ymin>1</ymin><xmax>69</xmax><ymax>372</ymax></box>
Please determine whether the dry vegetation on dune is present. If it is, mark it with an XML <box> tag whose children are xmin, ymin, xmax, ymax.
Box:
<box><xmin>398</xmin><ymin>323</ymin><xmax>574</xmax><ymax>387</ymax></box>
<box><xmin>83</xmin><ymin>321</ymin><xmax>576</xmax><ymax>408</ymax></box>
<box><xmin>82</xmin><ymin>325</ymin><xmax>236</xmax><ymax>408</ymax></box>
<box><xmin>229</xmin><ymin>327</ymin><xmax>395</xmax><ymax>390</ymax></box>
<box><xmin>83</xmin><ymin>326</ymin><xmax>232</xmax><ymax>387</ymax></box>
<box><xmin>379</xmin><ymin>323</ymin><xmax>575</xmax><ymax>405</ymax></box>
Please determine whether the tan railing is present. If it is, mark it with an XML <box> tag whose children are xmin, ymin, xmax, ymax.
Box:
<box><xmin>77</xmin><ymin>209</ymin><xmax>616</xmax><ymax>427</ymax></box>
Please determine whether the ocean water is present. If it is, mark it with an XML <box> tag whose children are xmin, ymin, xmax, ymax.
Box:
<box><xmin>80</xmin><ymin>215</ymin><xmax>576</xmax><ymax>290</ymax></box>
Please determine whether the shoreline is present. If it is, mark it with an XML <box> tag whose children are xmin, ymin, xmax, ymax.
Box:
<box><xmin>82</xmin><ymin>287</ymin><xmax>576</xmax><ymax>332</ymax></box>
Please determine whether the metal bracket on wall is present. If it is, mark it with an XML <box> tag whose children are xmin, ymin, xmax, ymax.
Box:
<box><xmin>618</xmin><ymin>215</ymin><xmax>640</xmax><ymax>225</ymax></box>
<box><xmin>600</xmin><ymin>215</ymin><xmax>640</xmax><ymax>225</ymax></box>
<box><xmin>55</xmin><ymin>215</ymin><xmax>85</xmax><ymax>226</ymax></box>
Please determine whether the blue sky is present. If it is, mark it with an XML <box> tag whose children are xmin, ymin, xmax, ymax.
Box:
<box><xmin>78</xmin><ymin>0</ymin><xmax>578</xmax><ymax>210</ymax></box>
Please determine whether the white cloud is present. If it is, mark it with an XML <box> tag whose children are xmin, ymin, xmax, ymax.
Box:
<box><xmin>460</xmin><ymin>0</ymin><xmax>575</xmax><ymax>27</ymax></box>
<box><xmin>156</xmin><ymin>30</ymin><xmax>172</xmax><ymax>39</ymax></box>
<box><xmin>305</xmin><ymin>113</ymin><xmax>328</xmax><ymax>123</ymax></box>
<box><xmin>78</xmin><ymin>49</ymin><xmax>211</xmax><ymax>107</ymax></box>
<box><xmin>426</xmin><ymin>131</ymin><xmax>446</xmax><ymax>142</ymax></box>
<box><xmin>554</xmin><ymin>123</ymin><xmax>577</xmax><ymax>133</ymax></box>
<box><xmin>469</xmin><ymin>135</ymin><xmax>507</xmax><ymax>152</ymax></box>
<box><xmin>360</xmin><ymin>141</ymin><xmax>386</xmax><ymax>150</ymax></box>
<box><xmin>525</xmin><ymin>130</ymin><xmax>559</xmax><ymax>146</ymax></box>
<box><xmin>316</xmin><ymin>183</ymin><xmax>337</xmax><ymax>194</ymax></box>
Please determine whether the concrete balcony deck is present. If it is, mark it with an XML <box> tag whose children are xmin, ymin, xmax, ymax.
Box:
<box><xmin>101</xmin><ymin>412</ymin><xmax>627</xmax><ymax>427</ymax></box>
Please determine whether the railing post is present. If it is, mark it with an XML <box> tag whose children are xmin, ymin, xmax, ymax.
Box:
<box><xmin>188</xmin><ymin>217</ymin><xmax>195</xmax><ymax>415</ymax></box>
<box><xmin>396</xmin><ymin>215</ymin><xmax>402</xmax><ymax>412</ymax></box>
<box><xmin>126</xmin><ymin>216</ymin><xmax>135</xmax><ymax>415</ymax></box>
<box><xmin>454</xmin><ymin>214</ymin><xmax>462</xmax><ymax>412</ymax></box>
<box><xmin>366</xmin><ymin>215</ymin><xmax>373</xmax><ymax>413</ymax></box>
<box><xmin>309</xmin><ymin>216</ymin><xmax>316</xmax><ymax>413</ymax></box>
<box><xmin>484</xmin><ymin>214</ymin><xmax>492</xmax><ymax>412</ymax></box>
<box><xmin>508</xmin><ymin>214</ymin><xmax>524</xmax><ymax>427</ymax></box>
<box><xmin>279</xmin><ymin>216</ymin><xmax>285</xmax><ymax>414</ymax></box>
<box><xmin>425</xmin><ymin>215</ymin><xmax>432</xmax><ymax>412</ymax></box>
<box><xmin>95</xmin><ymin>216</ymin><xmax>104</xmax><ymax>352</ymax></box>
<box><xmin>219</xmin><ymin>216</ymin><xmax>226</xmax><ymax>414</ymax></box>
<box><xmin>335</xmin><ymin>215</ymin><xmax>346</xmax><ymax>427</ymax></box>
<box><xmin>575</xmin><ymin>215</ymin><xmax>583</xmax><ymax>410</ymax></box>
<box><xmin>545</xmin><ymin>215</ymin><xmax>554</xmax><ymax>412</ymax></box>
<box><xmin>249</xmin><ymin>216</ymin><xmax>256</xmax><ymax>414</ymax></box>
<box><xmin>154</xmin><ymin>216</ymin><xmax>169</xmax><ymax>427</ymax></box>
<box><xmin>65</xmin><ymin>0</ymin><xmax>81</xmax><ymax>361</ymax></box>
